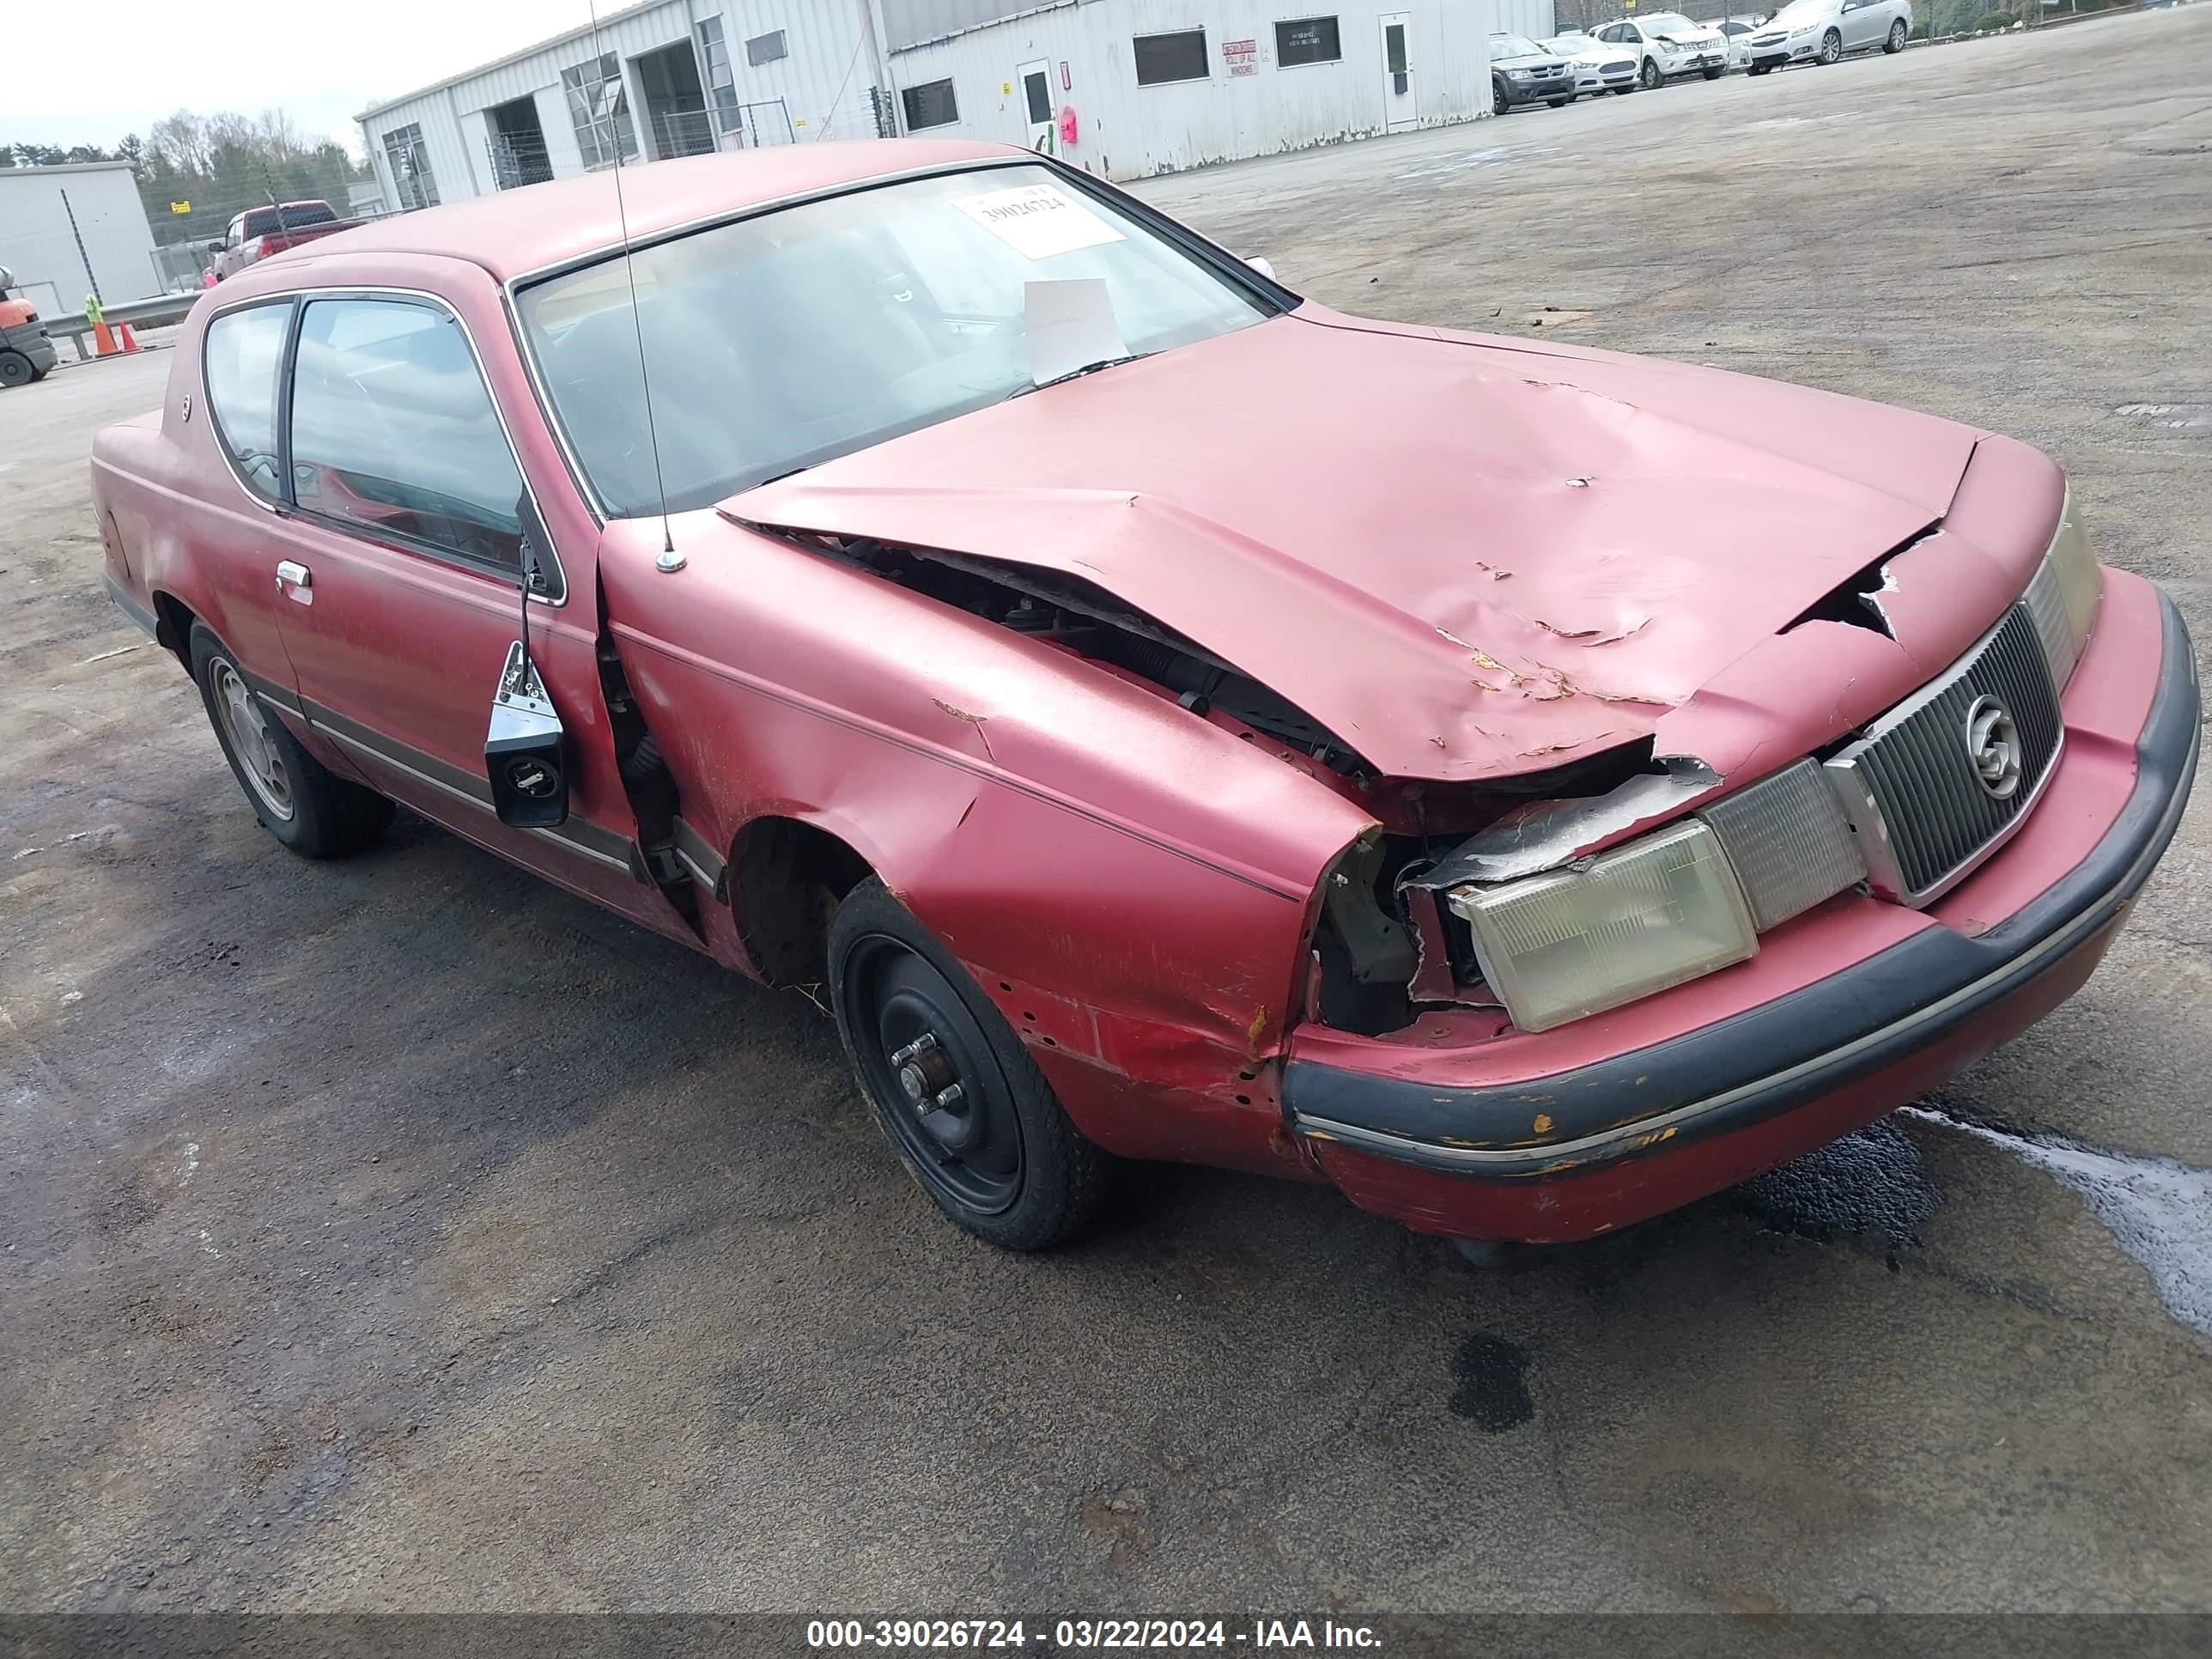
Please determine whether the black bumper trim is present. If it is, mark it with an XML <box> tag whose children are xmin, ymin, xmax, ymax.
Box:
<box><xmin>104</xmin><ymin>575</ymin><xmax>160</xmax><ymax>639</ymax></box>
<box><xmin>1286</xmin><ymin>591</ymin><xmax>2199</xmax><ymax>1180</ymax></box>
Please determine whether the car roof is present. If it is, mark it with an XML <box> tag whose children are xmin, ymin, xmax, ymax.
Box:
<box><xmin>307</xmin><ymin>140</ymin><xmax>1022</xmax><ymax>285</ymax></box>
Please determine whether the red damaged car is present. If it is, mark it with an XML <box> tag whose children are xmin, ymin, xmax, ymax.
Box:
<box><xmin>92</xmin><ymin>143</ymin><xmax>2197</xmax><ymax>1252</ymax></box>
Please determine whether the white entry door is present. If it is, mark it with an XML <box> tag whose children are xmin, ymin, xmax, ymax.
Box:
<box><xmin>1379</xmin><ymin>13</ymin><xmax>1417</xmax><ymax>131</ymax></box>
<box><xmin>1017</xmin><ymin>58</ymin><xmax>1054</xmax><ymax>151</ymax></box>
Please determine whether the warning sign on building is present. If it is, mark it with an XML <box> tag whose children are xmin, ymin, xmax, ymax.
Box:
<box><xmin>1222</xmin><ymin>38</ymin><xmax>1258</xmax><ymax>76</ymax></box>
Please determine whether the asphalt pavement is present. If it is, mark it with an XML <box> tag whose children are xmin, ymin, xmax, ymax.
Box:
<box><xmin>3</xmin><ymin>9</ymin><xmax>2209</xmax><ymax>1615</ymax></box>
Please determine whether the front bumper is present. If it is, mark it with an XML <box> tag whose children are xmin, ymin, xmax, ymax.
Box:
<box><xmin>1499</xmin><ymin>77</ymin><xmax>1576</xmax><ymax>105</ymax></box>
<box><xmin>1285</xmin><ymin>582</ymin><xmax>2198</xmax><ymax>1241</ymax></box>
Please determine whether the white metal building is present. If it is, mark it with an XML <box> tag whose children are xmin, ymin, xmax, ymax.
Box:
<box><xmin>357</xmin><ymin>0</ymin><xmax>1528</xmax><ymax>207</ymax></box>
<box><xmin>0</xmin><ymin>162</ymin><xmax>162</xmax><ymax>316</ymax></box>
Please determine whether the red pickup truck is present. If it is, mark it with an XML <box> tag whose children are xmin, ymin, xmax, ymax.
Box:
<box><xmin>207</xmin><ymin>200</ymin><xmax>359</xmax><ymax>283</ymax></box>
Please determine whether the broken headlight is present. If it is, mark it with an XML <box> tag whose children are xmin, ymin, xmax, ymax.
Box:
<box><xmin>1446</xmin><ymin>819</ymin><xmax>1757</xmax><ymax>1033</ymax></box>
<box><xmin>2022</xmin><ymin>489</ymin><xmax>2103</xmax><ymax>686</ymax></box>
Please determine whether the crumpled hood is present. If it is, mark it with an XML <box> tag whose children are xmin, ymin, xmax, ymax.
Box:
<box><xmin>729</xmin><ymin>310</ymin><xmax>1982</xmax><ymax>783</ymax></box>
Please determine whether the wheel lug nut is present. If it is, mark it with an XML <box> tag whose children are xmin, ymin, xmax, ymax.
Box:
<box><xmin>890</xmin><ymin>1032</ymin><xmax>938</xmax><ymax>1067</ymax></box>
<box><xmin>933</xmin><ymin>1083</ymin><xmax>964</xmax><ymax>1111</ymax></box>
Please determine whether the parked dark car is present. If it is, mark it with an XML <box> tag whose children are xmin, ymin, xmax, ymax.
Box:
<box><xmin>1489</xmin><ymin>33</ymin><xmax>1580</xmax><ymax>112</ymax></box>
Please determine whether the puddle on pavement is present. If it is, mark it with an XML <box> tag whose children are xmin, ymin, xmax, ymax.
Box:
<box><xmin>1732</xmin><ymin>1116</ymin><xmax>1942</xmax><ymax>1258</ymax></box>
<box><xmin>1905</xmin><ymin>1105</ymin><xmax>2212</xmax><ymax>1338</ymax></box>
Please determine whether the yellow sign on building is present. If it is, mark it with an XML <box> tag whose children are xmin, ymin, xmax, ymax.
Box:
<box><xmin>169</xmin><ymin>200</ymin><xmax>191</xmax><ymax>214</ymax></box>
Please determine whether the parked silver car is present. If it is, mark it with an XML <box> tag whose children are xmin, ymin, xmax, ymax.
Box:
<box><xmin>1745</xmin><ymin>0</ymin><xmax>1913</xmax><ymax>71</ymax></box>
<box><xmin>1543</xmin><ymin>33</ymin><xmax>1641</xmax><ymax>95</ymax></box>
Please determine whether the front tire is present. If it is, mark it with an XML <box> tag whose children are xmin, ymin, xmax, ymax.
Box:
<box><xmin>190</xmin><ymin>623</ymin><xmax>392</xmax><ymax>858</ymax></box>
<box><xmin>1492</xmin><ymin>79</ymin><xmax>1510</xmax><ymax>116</ymax></box>
<box><xmin>1886</xmin><ymin>19</ymin><xmax>1908</xmax><ymax>52</ymax></box>
<box><xmin>0</xmin><ymin>349</ymin><xmax>33</xmax><ymax>389</ymax></box>
<box><xmin>828</xmin><ymin>878</ymin><xmax>1115</xmax><ymax>1251</ymax></box>
<box><xmin>1819</xmin><ymin>28</ymin><xmax>1843</xmax><ymax>64</ymax></box>
<box><xmin>1639</xmin><ymin>57</ymin><xmax>1662</xmax><ymax>89</ymax></box>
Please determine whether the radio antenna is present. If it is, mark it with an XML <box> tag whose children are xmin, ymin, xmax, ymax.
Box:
<box><xmin>589</xmin><ymin>0</ymin><xmax>677</xmax><ymax>556</ymax></box>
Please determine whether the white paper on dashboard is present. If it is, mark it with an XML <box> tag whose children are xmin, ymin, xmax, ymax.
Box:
<box><xmin>954</xmin><ymin>184</ymin><xmax>1124</xmax><ymax>261</ymax></box>
<box><xmin>1024</xmin><ymin>278</ymin><xmax>1127</xmax><ymax>387</ymax></box>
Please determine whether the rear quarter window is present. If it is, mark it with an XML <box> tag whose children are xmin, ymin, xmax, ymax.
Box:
<box><xmin>202</xmin><ymin>303</ymin><xmax>294</xmax><ymax>503</ymax></box>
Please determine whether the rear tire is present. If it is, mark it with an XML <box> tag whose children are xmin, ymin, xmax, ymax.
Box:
<box><xmin>828</xmin><ymin>878</ymin><xmax>1115</xmax><ymax>1251</ymax></box>
<box><xmin>1748</xmin><ymin>63</ymin><xmax>1772</xmax><ymax>75</ymax></box>
<box><xmin>1548</xmin><ymin>95</ymin><xmax>1573</xmax><ymax>108</ymax></box>
<box><xmin>190</xmin><ymin>622</ymin><xmax>392</xmax><ymax>858</ymax></box>
<box><xmin>1886</xmin><ymin>19</ymin><xmax>1908</xmax><ymax>52</ymax></box>
<box><xmin>0</xmin><ymin>350</ymin><xmax>33</xmax><ymax>389</ymax></box>
<box><xmin>1702</xmin><ymin>64</ymin><xmax>1724</xmax><ymax>79</ymax></box>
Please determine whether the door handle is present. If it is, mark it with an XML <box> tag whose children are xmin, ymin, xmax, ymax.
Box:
<box><xmin>275</xmin><ymin>561</ymin><xmax>312</xmax><ymax>605</ymax></box>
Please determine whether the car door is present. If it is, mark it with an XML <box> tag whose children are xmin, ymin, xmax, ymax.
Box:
<box><xmin>1839</xmin><ymin>0</ymin><xmax>1875</xmax><ymax>48</ymax></box>
<box><xmin>256</xmin><ymin>288</ymin><xmax>692</xmax><ymax>941</ymax></box>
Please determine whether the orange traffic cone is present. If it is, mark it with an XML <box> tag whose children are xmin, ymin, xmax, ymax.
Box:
<box><xmin>91</xmin><ymin>319</ymin><xmax>117</xmax><ymax>356</ymax></box>
<box><xmin>117</xmin><ymin>323</ymin><xmax>140</xmax><ymax>353</ymax></box>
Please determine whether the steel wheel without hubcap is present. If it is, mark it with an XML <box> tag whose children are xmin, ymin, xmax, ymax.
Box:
<box><xmin>210</xmin><ymin>659</ymin><xmax>294</xmax><ymax>821</ymax></box>
<box><xmin>1820</xmin><ymin>29</ymin><xmax>1842</xmax><ymax>64</ymax></box>
<box><xmin>844</xmin><ymin>934</ymin><xmax>1025</xmax><ymax>1216</ymax></box>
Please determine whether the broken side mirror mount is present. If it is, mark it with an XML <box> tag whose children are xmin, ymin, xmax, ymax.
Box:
<box><xmin>1244</xmin><ymin>255</ymin><xmax>1277</xmax><ymax>281</ymax></box>
<box><xmin>485</xmin><ymin>640</ymin><xmax>568</xmax><ymax>828</ymax></box>
<box><xmin>486</xmin><ymin>514</ymin><xmax>568</xmax><ymax>828</ymax></box>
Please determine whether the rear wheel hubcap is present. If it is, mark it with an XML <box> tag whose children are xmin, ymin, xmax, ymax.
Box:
<box><xmin>211</xmin><ymin>659</ymin><xmax>294</xmax><ymax>822</ymax></box>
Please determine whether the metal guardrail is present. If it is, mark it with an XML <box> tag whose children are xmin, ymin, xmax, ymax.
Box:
<box><xmin>37</xmin><ymin>291</ymin><xmax>203</xmax><ymax>360</ymax></box>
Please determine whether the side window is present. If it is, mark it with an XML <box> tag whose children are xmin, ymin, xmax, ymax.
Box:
<box><xmin>203</xmin><ymin>303</ymin><xmax>293</xmax><ymax>503</ymax></box>
<box><xmin>289</xmin><ymin>297</ymin><xmax>526</xmax><ymax>573</ymax></box>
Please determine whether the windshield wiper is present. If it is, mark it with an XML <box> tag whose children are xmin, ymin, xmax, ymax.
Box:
<box><xmin>1006</xmin><ymin>352</ymin><xmax>1151</xmax><ymax>400</ymax></box>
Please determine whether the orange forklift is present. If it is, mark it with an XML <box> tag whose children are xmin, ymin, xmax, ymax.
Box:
<box><xmin>0</xmin><ymin>265</ymin><xmax>60</xmax><ymax>389</ymax></box>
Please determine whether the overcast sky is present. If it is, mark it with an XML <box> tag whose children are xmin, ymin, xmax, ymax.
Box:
<box><xmin>6</xmin><ymin>0</ymin><xmax>611</xmax><ymax>158</ymax></box>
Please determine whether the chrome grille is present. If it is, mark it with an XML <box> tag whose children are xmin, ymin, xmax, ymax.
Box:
<box><xmin>1825</xmin><ymin>604</ymin><xmax>2063</xmax><ymax>903</ymax></box>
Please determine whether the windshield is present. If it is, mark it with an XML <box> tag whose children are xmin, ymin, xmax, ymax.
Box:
<box><xmin>1763</xmin><ymin>0</ymin><xmax>1829</xmax><ymax>22</ymax></box>
<box><xmin>1639</xmin><ymin>14</ymin><xmax>1701</xmax><ymax>32</ymax></box>
<box><xmin>518</xmin><ymin>164</ymin><xmax>1271</xmax><ymax>516</ymax></box>
<box><xmin>1490</xmin><ymin>34</ymin><xmax>1546</xmax><ymax>58</ymax></box>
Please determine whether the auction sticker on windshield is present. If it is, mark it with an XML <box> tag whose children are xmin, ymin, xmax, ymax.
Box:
<box><xmin>954</xmin><ymin>184</ymin><xmax>1124</xmax><ymax>261</ymax></box>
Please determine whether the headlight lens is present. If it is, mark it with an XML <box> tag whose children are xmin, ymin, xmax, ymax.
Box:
<box><xmin>1447</xmin><ymin>820</ymin><xmax>1758</xmax><ymax>1033</ymax></box>
<box><xmin>2021</xmin><ymin>490</ymin><xmax>2102</xmax><ymax>685</ymax></box>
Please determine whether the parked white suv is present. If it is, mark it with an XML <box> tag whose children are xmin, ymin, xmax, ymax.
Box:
<box><xmin>1589</xmin><ymin>13</ymin><xmax>1732</xmax><ymax>88</ymax></box>
<box><xmin>1744</xmin><ymin>0</ymin><xmax>1913</xmax><ymax>72</ymax></box>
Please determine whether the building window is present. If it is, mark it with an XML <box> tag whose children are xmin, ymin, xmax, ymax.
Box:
<box><xmin>745</xmin><ymin>29</ymin><xmax>787</xmax><ymax>66</ymax></box>
<box><xmin>380</xmin><ymin>122</ymin><xmax>440</xmax><ymax>210</ymax></box>
<box><xmin>901</xmin><ymin>79</ymin><xmax>959</xmax><ymax>131</ymax></box>
<box><xmin>562</xmin><ymin>52</ymin><xmax>638</xmax><ymax>170</ymax></box>
<box><xmin>696</xmin><ymin>16</ymin><xmax>741</xmax><ymax>140</ymax></box>
<box><xmin>1274</xmin><ymin>16</ymin><xmax>1342</xmax><ymax>67</ymax></box>
<box><xmin>1133</xmin><ymin>29</ymin><xmax>1209</xmax><ymax>87</ymax></box>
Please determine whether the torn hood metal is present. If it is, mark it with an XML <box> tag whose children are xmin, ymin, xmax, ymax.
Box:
<box><xmin>726</xmin><ymin>309</ymin><xmax>1984</xmax><ymax>784</ymax></box>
